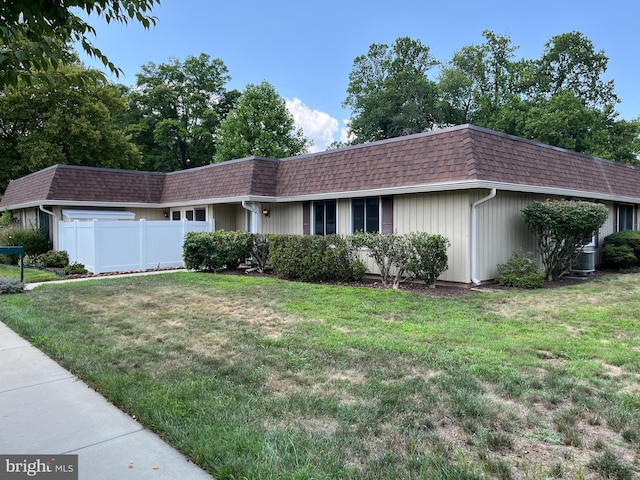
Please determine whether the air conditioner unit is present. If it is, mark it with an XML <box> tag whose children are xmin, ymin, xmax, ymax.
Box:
<box><xmin>571</xmin><ymin>248</ymin><xmax>596</xmax><ymax>275</ymax></box>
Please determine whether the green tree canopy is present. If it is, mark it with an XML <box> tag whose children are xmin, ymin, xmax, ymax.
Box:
<box><xmin>125</xmin><ymin>53</ymin><xmax>239</xmax><ymax>171</ymax></box>
<box><xmin>215</xmin><ymin>81</ymin><xmax>310</xmax><ymax>162</ymax></box>
<box><xmin>347</xmin><ymin>31</ymin><xmax>640</xmax><ymax>164</ymax></box>
<box><xmin>0</xmin><ymin>0</ymin><xmax>160</xmax><ymax>87</ymax></box>
<box><xmin>343</xmin><ymin>37</ymin><xmax>439</xmax><ymax>144</ymax></box>
<box><xmin>0</xmin><ymin>62</ymin><xmax>141</xmax><ymax>192</ymax></box>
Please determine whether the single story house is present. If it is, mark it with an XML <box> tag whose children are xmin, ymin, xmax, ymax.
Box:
<box><xmin>2</xmin><ymin>124</ymin><xmax>639</xmax><ymax>284</ymax></box>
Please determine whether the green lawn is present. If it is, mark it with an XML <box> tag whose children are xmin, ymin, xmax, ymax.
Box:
<box><xmin>0</xmin><ymin>263</ymin><xmax>63</xmax><ymax>283</ymax></box>
<box><xmin>1</xmin><ymin>272</ymin><xmax>639</xmax><ymax>479</ymax></box>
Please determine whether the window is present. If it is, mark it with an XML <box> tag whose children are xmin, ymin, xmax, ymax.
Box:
<box><xmin>352</xmin><ymin>197</ymin><xmax>380</xmax><ymax>233</ymax></box>
<box><xmin>170</xmin><ymin>207</ymin><xmax>206</xmax><ymax>221</ymax></box>
<box><xmin>617</xmin><ymin>204</ymin><xmax>635</xmax><ymax>231</ymax></box>
<box><xmin>313</xmin><ymin>200</ymin><xmax>336</xmax><ymax>235</ymax></box>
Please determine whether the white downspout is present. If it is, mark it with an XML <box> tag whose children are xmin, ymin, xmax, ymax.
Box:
<box><xmin>39</xmin><ymin>204</ymin><xmax>56</xmax><ymax>249</ymax></box>
<box><xmin>470</xmin><ymin>188</ymin><xmax>497</xmax><ymax>285</ymax></box>
<box><xmin>241</xmin><ymin>201</ymin><xmax>263</xmax><ymax>234</ymax></box>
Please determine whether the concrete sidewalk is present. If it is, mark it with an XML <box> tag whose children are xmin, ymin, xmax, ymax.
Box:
<box><xmin>0</xmin><ymin>321</ymin><xmax>212</xmax><ymax>479</ymax></box>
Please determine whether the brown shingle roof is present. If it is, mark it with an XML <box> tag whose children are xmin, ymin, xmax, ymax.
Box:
<box><xmin>275</xmin><ymin>128</ymin><xmax>472</xmax><ymax>196</ymax></box>
<box><xmin>2</xmin><ymin>125</ymin><xmax>640</xmax><ymax>209</ymax></box>
<box><xmin>161</xmin><ymin>157</ymin><xmax>278</xmax><ymax>203</ymax></box>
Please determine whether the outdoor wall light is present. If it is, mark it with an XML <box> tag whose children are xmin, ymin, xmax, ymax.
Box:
<box><xmin>262</xmin><ymin>208</ymin><xmax>270</xmax><ymax>217</ymax></box>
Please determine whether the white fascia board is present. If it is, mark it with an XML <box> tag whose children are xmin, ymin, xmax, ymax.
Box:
<box><xmin>480</xmin><ymin>181</ymin><xmax>640</xmax><ymax>204</ymax></box>
<box><xmin>162</xmin><ymin>196</ymin><xmax>278</xmax><ymax>208</ymax></box>
<box><xmin>273</xmin><ymin>179</ymin><xmax>640</xmax><ymax>204</ymax></box>
<box><xmin>272</xmin><ymin>180</ymin><xmax>479</xmax><ymax>202</ymax></box>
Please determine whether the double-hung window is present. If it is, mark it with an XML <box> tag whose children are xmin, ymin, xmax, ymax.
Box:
<box><xmin>617</xmin><ymin>204</ymin><xmax>635</xmax><ymax>231</ymax></box>
<box><xmin>352</xmin><ymin>197</ymin><xmax>380</xmax><ymax>233</ymax></box>
<box><xmin>313</xmin><ymin>200</ymin><xmax>336</xmax><ymax>235</ymax></box>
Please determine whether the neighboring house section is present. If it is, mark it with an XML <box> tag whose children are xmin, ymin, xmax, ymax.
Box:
<box><xmin>2</xmin><ymin>124</ymin><xmax>640</xmax><ymax>283</ymax></box>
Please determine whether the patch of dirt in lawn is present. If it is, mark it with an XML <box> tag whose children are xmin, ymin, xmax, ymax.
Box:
<box><xmin>80</xmin><ymin>285</ymin><xmax>302</xmax><ymax>357</ymax></box>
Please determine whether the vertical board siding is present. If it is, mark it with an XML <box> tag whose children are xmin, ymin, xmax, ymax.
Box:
<box><xmin>211</xmin><ymin>204</ymin><xmax>238</xmax><ymax>231</ymax></box>
<box><xmin>473</xmin><ymin>192</ymin><xmax>613</xmax><ymax>281</ymax></box>
<box><xmin>262</xmin><ymin>202</ymin><xmax>304</xmax><ymax>235</ymax></box>
<box><xmin>130</xmin><ymin>208</ymin><xmax>167</xmax><ymax>221</ymax></box>
<box><xmin>394</xmin><ymin>191</ymin><xmax>471</xmax><ymax>283</ymax></box>
<box><xmin>337</xmin><ymin>199</ymin><xmax>351</xmax><ymax>235</ymax></box>
<box><xmin>474</xmin><ymin>190</ymin><xmax>541</xmax><ymax>282</ymax></box>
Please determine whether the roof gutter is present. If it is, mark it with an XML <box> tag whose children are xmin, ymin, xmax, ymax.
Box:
<box><xmin>39</xmin><ymin>204</ymin><xmax>55</xmax><ymax>218</ymax></box>
<box><xmin>471</xmin><ymin>188</ymin><xmax>497</xmax><ymax>285</ymax></box>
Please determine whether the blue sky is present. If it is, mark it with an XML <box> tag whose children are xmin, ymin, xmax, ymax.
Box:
<box><xmin>79</xmin><ymin>0</ymin><xmax>640</xmax><ymax>151</ymax></box>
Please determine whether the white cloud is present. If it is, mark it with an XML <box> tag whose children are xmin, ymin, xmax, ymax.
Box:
<box><xmin>339</xmin><ymin>119</ymin><xmax>353</xmax><ymax>145</ymax></box>
<box><xmin>286</xmin><ymin>98</ymin><xmax>339</xmax><ymax>153</ymax></box>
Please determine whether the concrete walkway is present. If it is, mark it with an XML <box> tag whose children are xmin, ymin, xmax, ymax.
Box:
<box><xmin>24</xmin><ymin>268</ymin><xmax>188</xmax><ymax>291</ymax></box>
<box><xmin>0</xmin><ymin>286</ymin><xmax>212</xmax><ymax>479</ymax></box>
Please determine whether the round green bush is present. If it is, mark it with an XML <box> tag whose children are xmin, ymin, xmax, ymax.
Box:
<box><xmin>63</xmin><ymin>262</ymin><xmax>88</xmax><ymax>275</ymax></box>
<box><xmin>603</xmin><ymin>230</ymin><xmax>640</xmax><ymax>268</ymax></box>
<box><xmin>495</xmin><ymin>252</ymin><xmax>545</xmax><ymax>288</ymax></box>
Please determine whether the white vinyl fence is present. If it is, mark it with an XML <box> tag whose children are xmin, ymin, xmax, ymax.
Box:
<box><xmin>59</xmin><ymin>219</ymin><xmax>215</xmax><ymax>274</ymax></box>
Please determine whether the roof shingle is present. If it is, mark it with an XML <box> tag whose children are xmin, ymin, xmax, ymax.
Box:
<box><xmin>2</xmin><ymin>125</ymin><xmax>640</xmax><ymax>209</ymax></box>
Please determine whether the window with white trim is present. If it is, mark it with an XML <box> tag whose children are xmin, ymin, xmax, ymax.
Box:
<box><xmin>170</xmin><ymin>207</ymin><xmax>206</xmax><ymax>221</ymax></box>
<box><xmin>313</xmin><ymin>200</ymin><xmax>337</xmax><ymax>235</ymax></box>
<box><xmin>352</xmin><ymin>197</ymin><xmax>380</xmax><ymax>233</ymax></box>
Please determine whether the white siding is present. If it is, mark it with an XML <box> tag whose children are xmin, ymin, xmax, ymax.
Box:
<box><xmin>262</xmin><ymin>202</ymin><xmax>303</xmax><ymax>235</ymax></box>
<box><xmin>394</xmin><ymin>191</ymin><xmax>471</xmax><ymax>283</ymax></box>
<box><xmin>474</xmin><ymin>191</ymin><xmax>542</xmax><ymax>282</ymax></box>
<box><xmin>212</xmin><ymin>204</ymin><xmax>239</xmax><ymax>231</ymax></box>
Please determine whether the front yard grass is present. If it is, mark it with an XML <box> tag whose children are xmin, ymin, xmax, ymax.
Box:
<box><xmin>0</xmin><ymin>272</ymin><xmax>639</xmax><ymax>479</ymax></box>
<box><xmin>0</xmin><ymin>263</ymin><xmax>62</xmax><ymax>283</ymax></box>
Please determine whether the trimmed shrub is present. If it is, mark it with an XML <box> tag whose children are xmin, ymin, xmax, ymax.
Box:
<box><xmin>25</xmin><ymin>250</ymin><xmax>69</xmax><ymax>268</ymax></box>
<box><xmin>350</xmin><ymin>231</ymin><xmax>406</xmax><ymax>287</ymax></box>
<box><xmin>0</xmin><ymin>227</ymin><xmax>50</xmax><ymax>264</ymax></box>
<box><xmin>404</xmin><ymin>232</ymin><xmax>450</xmax><ymax>288</ymax></box>
<box><xmin>269</xmin><ymin>234</ymin><xmax>365</xmax><ymax>283</ymax></box>
<box><xmin>495</xmin><ymin>252</ymin><xmax>545</xmax><ymax>288</ymax></box>
<box><xmin>603</xmin><ymin>230</ymin><xmax>640</xmax><ymax>268</ymax></box>
<box><xmin>183</xmin><ymin>230</ymin><xmax>253</xmax><ymax>272</ymax></box>
<box><xmin>324</xmin><ymin>234</ymin><xmax>367</xmax><ymax>282</ymax></box>
<box><xmin>0</xmin><ymin>277</ymin><xmax>23</xmax><ymax>294</ymax></box>
<box><xmin>351</xmin><ymin>231</ymin><xmax>450</xmax><ymax>288</ymax></box>
<box><xmin>63</xmin><ymin>262</ymin><xmax>88</xmax><ymax>275</ymax></box>
<box><xmin>523</xmin><ymin>200</ymin><xmax>608</xmax><ymax>280</ymax></box>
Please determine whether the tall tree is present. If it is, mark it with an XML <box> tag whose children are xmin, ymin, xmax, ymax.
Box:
<box><xmin>126</xmin><ymin>54</ymin><xmax>238</xmax><ymax>171</ymax></box>
<box><xmin>343</xmin><ymin>37</ymin><xmax>439</xmax><ymax>143</ymax></box>
<box><xmin>215</xmin><ymin>81</ymin><xmax>310</xmax><ymax>162</ymax></box>
<box><xmin>537</xmin><ymin>31</ymin><xmax>617</xmax><ymax>108</ymax></box>
<box><xmin>0</xmin><ymin>63</ymin><xmax>141</xmax><ymax>192</ymax></box>
<box><xmin>439</xmin><ymin>30</ymin><xmax>526</xmax><ymax>126</ymax></box>
<box><xmin>437</xmin><ymin>30</ymin><xmax>640</xmax><ymax>163</ymax></box>
<box><xmin>0</xmin><ymin>0</ymin><xmax>160</xmax><ymax>87</ymax></box>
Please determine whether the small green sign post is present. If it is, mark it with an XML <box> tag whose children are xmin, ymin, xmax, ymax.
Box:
<box><xmin>0</xmin><ymin>246</ymin><xmax>25</xmax><ymax>283</ymax></box>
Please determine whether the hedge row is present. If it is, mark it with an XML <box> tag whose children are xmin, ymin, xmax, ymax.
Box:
<box><xmin>182</xmin><ymin>230</ymin><xmax>450</xmax><ymax>287</ymax></box>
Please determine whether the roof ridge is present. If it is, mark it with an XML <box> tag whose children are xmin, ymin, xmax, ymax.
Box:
<box><xmin>461</xmin><ymin>128</ymin><xmax>479</xmax><ymax>179</ymax></box>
